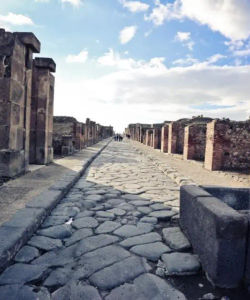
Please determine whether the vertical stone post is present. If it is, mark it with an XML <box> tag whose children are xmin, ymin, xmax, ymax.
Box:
<box><xmin>204</xmin><ymin>120</ymin><xmax>228</xmax><ymax>171</ymax></box>
<box><xmin>0</xmin><ymin>30</ymin><xmax>40</xmax><ymax>178</ymax></box>
<box><xmin>168</xmin><ymin>121</ymin><xmax>185</xmax><ymax>154</ymax></box>
<box><xmin>85</xmin><ymin>118</ymin><xmax>90</xmax><ymax>146</ymax></box>
<box><xmin>161</xmin><ymin>125</ymin><xmax>169</xmax><ymax>152</ymax></box>
<box><xmin>29</xmin><ymin>58</ymin><xmax>56</xmax><ymax>164</ymax></box>
<box><xmin>152</xmin><ymin>128</ymin><xmax>161</xmax><ymax>149</ymax></box>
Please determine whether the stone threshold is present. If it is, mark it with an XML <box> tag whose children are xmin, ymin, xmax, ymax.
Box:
<box><xmin>0</xmin><ymin>138</ymin><xmax>111</xmax><ymax>272</ymax></box>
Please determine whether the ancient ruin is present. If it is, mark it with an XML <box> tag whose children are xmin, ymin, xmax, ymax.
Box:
<box><xmin>127</xmin><ymin>117</ymin><xmax>250</xmax><ymax>172</ymax></box>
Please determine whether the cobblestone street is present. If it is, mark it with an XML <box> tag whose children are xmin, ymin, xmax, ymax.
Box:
<box><xmin>0</xmin><ymin>141</ymin><xmax>247</xmax><ymax>299</ymax></box>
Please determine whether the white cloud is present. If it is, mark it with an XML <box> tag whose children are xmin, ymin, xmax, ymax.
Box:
<box><xmin>119</xmin><ymin>26</ymin><xmax>137</xmax><ymax>44</ymax></box>
<box><xmin>175</xmin><ymin>31</ymin><xmax>194</xmax><ymax>50</ymax></box>
<box><xmin>35</xmin><ymin>0</ymin><xmax>50</xmax><ymax>2</ymax></box>
<box><xmin>146</xmin><ymin>0</ymin><xmax>250</xmax><ymax>41</ymax></box>
<box><xmin>55</xmin><ymin>50</ymin><xmax>250</xmax><ymax>131</ymax></box>
<box><xmin>0</xmin><ymin>13</ymin><xmax>33</xmax><ymax>26</ymax></box>
<box><xmin>233</xmin><ymin>48</ymin><xmax>250</xmax><ymax>57</ymax></box>
<box><xmin>173</xmin><ymin>55</ymin><xmax>199</xmax><ymax>66</ymax></box>
<box><xmin>61</xmin><ymin>0</ymin><xmax>82</xmax><ymax>7</ymax></box>
<box><xmin>66</xmin><ymin>50</ymin><xmax>88</xmax><ymax>63</ymax></box>
<box><xmin>120</xmin><ymin>0</ymin><xmax>149</xmax><ymax>13</ymax></box>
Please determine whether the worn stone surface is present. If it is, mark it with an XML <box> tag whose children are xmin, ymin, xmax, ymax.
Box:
<box><xmin>15</xmin><ymin>246</ymin><xmax>39</xmax><ymax>263</ymax></box>
<box><xmin>161</xmin><ymin>252</ymin><xmax>201</xmax><ymax>276</ymax></box>
<box><xmin>162</xmin><ymin>227</ymin><xmax>191</xmax><ymax>251</ymax></box>
<box><xmin>37</xmin><ymin>225</ymin><xmax>72</xmax><ymax>239</ymax></box>
<box><xmin>95</xmin><ymin>221</ymin><xmax>121</xmax><ymax>234</ymax></box>
<box><xmin>72</xmin><ymin>217</ymin><xmax>99</xmax><ymax>229</ymax></box>
<box><xmin>64</xmin><ymin>228</ymin><xmax>93</xmax><ymax>246</ymax></box>
<box><xmin>28</xmin><ymin>235</ymin><xmax>63</xmax><ymax>251</ymax></box>
<box><xmin>131</xmin><ymin>242</ymin><xmax>171</xmax><ymax>261</ymax></box>
<box><xmin>114</xmin><ymin>223</ymin><xmax>153</xmax><ymax>238</ymax></box>
<box><xmin>120</xmin><ymin>232</ymin><xmax>162</xmax><ymax>248</ymax></box>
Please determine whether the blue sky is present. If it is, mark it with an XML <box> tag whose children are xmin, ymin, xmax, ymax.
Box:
<box><xmin>1</xmin><ymin>0</ymin><xmax>250</xmax><ymax>131</ymax></box>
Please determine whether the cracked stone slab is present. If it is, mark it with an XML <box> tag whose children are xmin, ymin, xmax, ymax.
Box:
<box><xmin>37</xmin><ymin>224</ymin><xmax>72</xmax><ymax>239</ymax></box>
<box><xmin>75</xmin><ymin>234</ymin><xmax>120</xmax><ymax>256</ymax></box>
<box><xmin>0</xmin><ymin>263</ymin><xmax>49</xmax><ymax>285</ymax></box>
<box><xmin>161</xmin><ymin>252</ymin><xmax>201</xmax><ymax>276</ymax></box>
<box><xmin>64</xmin><ymin>228</ymin><xmax>93</xmax><ymax>247</ymax></box>
<box><xmin>0</xmin><ymin>285</ymin><xmax>50</xmax><ymax>300</ymax></box>
<box><xmin>130</xmin><ymin>242</ymin><xmax>171</xmax><ymax>261</ymax></box>
<box><xmin>28</xmin><ymin>235</ymin><xmax>63</xmax><ymax>251</ymax></box>
<box><xmin>52</xmin><ymin>280</ymin><xmax>101</xmax><ymax>300</ymax></box>
<box><xmin>74</xmin><ymin>245</ymin><xmax>131</xmax><ymax>279</ymax></box>
<box><xmin>149</xmin><ymin>210</ymin><xmax>177</xmax><ymax>221</ymax></box>
<box><xmin>120</xmin><ymin>232</ymin><xmax>162</xmax><ymax>248</ymax></box>
<box><xmin>72</xmin><ymin>217</ymin><xmax>99</xmax><ymax>229</ymax></box>
<box><xmin>14</xmin><ymin>246</ymin><xmax>39</xmax><ymax>263</ymax></box>
<box><xmin>95</xmin><ymin>221</ymin><xmax>121</xmax><ymax>234</ymax></box>
<box><xmin>75</xmin><ymin>211</ymin><xmax>94</xmax><ymax>219</ymax></box>
<box><xmin>114</xmin><ymin>223</ymin><xmax>153</xmax><ymax>238</ymax></box>
<box><xmin>89</xmin><ymin>256</ymin><xmax>151</xmax><ymax>290</ymax></box>
<box><xmin>162</xmin><ymin>227</ymin><xmax>191</xmax><ymax>251</ymax></box>
<box><xmin>106</xmin><ymin>273</ymin><xmax>186</xmax><ymax>300</ymax></box>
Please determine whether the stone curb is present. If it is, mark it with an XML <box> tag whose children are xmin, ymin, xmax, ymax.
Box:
<box><xmin>0</xmin><ymin>139</ymin><xmax>111</xmax><ymax>272</ymax></box>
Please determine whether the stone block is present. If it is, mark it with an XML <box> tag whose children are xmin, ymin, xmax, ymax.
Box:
<box><xmin>34</xmin><ymin>57</ymin><xmax>56</xmax><ymax>72</ymax></box>
<box><xmin>14</xmin><ymin>32</ymin><xmax>41</xmax><ymax>53</ymax></box>
<box><xmin>180</xmin><ymin>185</ymin><xmax>248</xmax><ymax>288</ymax></box>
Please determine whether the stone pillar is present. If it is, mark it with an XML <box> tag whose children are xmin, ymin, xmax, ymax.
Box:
<box><xmin>183</xmin><ymin>123</ymin><xmax>207</xmax><ymax>161</ymax></box>
<box><xmin>85</xmin><ymin>118</ymin><xmax>90</xmax><ymax>146</ymax></box>
<box><xmin>0</xmin><ymin>29</ymin><xmax>40</xmax><ymax>178</ymax></box>
<box><xmin>29</xmin><ymin>58</ymin><xmax>56</xmax><ymax>164</ymax></box>
<box><xmin>152</xmin><ymin>128</ymin><xmax>161</xmax><ymax>149</ymax></box>
<box><xmin>168</xmin><ymin>122</ymin><xmax>185</xmax><ymax>154</ymax></box>
<box><xmin>161</xmin><ymin>125</ymin><xmax>169</xmax><ymax>152</ymax></box>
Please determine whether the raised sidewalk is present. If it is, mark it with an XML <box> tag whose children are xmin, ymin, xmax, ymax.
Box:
<box><xmin>0</xmin><ymin>138</ymin><xmax>111</xmax><ymax>270</ymax></box>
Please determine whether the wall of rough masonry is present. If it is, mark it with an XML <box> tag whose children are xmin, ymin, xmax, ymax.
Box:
<box><xmin>168</xmin><ymin>120</ymin><xmax>190</xmax><ymax>154</ymax></box>
<box><xmin>205</xmin><ymin>120</ymin><xmax>250</xmax><ymax>171</ymax></box>
<box><xmin>183</xmin><ymin>123</ymin><xmax>207</xmax><ymax>161</ymax></box>
<box><xmin>0</xmin><ymin>29</ymin><xmax>41</xmax><ymax>178</ymax></box>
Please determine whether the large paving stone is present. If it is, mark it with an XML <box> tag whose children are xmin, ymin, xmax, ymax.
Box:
<box><xmin>0</xmin><ymin>285</ymin><xmax>50</xmax><ymax>300</ymax></box>
<box><xmin>75</xmin><ymin>234</ymin><xmax>120</xmax><ymax>256</ymax></box>
<box><xmin>96</xmin><ymin>211</ymin><xmax>115</xmax><ymax>219</ymax></box>
<box><xmin>149</xmin><ymin>210</ymin><xmax>176</xmax><ymax>221</ymax></box>
<box><xmin>51</xmin><ymin>206</ymin><xmax>80</xmax><ymax>217</ymax></box>
<box><xmin>130</xmin><ymin>200</ymin><xmax>151</xmax><ymax>206</ymax></box>
<box><xmin>37</xmin><ymin>225</ymin><xmax>72</xmax><ymax>239</ymax></box>
<box><xmin>44</xmin><ymin>267</ymin><xmax>72</xmax><ymax>287</ymax></box>
<box><xmin>162</xmin><ymin>227</ymin><xmax>191</xmax><ymax>251</ymax></box>
<box><xmin>150</xmin><ymin>203</ymin><xmax>171</xmax><ymax>211</ymax></box>
<box><xmin>75</xmin><ymin>210</ymin><xmax>94</xmax><ymax>218</ymax></box>
<box><xmin>52</xmin><ymin>280</ymin><xmax>101</xmax><ymax>300</ymax></box>
<box><xmin>0</xmin><ymin>263</ymin><xmax>49</xmax><ymax>285</ymax></box>
<box><xmin>122</xmin><ymin>194</ymin><xmax>144</xmax><ymax>201</ymax></box>
<box><xmin>89</xmin><ymin>256</ymin><xmax>151</xmax><ymax>290</ymax></box>
<box><xmin>32</xmin><ymin>244</ymin><xmax>78</xmax><ymax>267</ymax></box>
<box><xmin>137</xmin><ymin>206</ymin><xmax>152</xmax><ymax>214</ymax></box>
<box><xmin>140</xmin><ymin>216</ymin><xmax>158</xmax><ymax>224</ymax></box>
<box><xmin>28</xmin><ymin>235</ymin><xmax>63</xmax><ymax>251</ymax></box>
<box><xmin>114</xmin><ymin>223</ymin><xmax>153</xmax><ymax>238</ymax></box>
<box><xmin>14</xmin><ymin>246</ymin><xmax>39</xmax><ymax>263</ymax></box>
<box><xmin>118</xmin><ymin>203</ymin><xmax>134</xmax><ymax>211</ymax></box>
<box><xmin>107</xmin><ymin>199</ymin><xmax>124</xmax><ymax>207</ymax></box>
<box><xmin>120</xmin><ymin>232</ymin><xmax>162</xmax><ymax>248</ymax></box>
<box><xmin>95</xmin><ymin>221</ymin><xmax>121</xmax><ymax>234</ymax></box>
<box><xmin>162</xmin><ymin>252</ymin><xmax>201</xmax><ymax>275</ymax></box>
<box><xmin>108</xmin><ymin>208</ymin><xmax>126</xmax><ymax>216</ymax></box>
<box><xmin>64</xmin><ymin>228</ymin><xmax>93</xmax><ymax>246</ymax></box>
<box><xmin>85</xmin><ymin>195</ymin><xmax>103</xmax><ymax>202</ymax></box>
<box><xmin>72</xmin><ymin>217</ymin><xmax>99</xmax><ymax>229</ymax></box>
<box><xmin>74</xmin><ymin>245</ymin><xmax>131</xmax><ymax>279</ymax></box>
<box><xmin>131</xmin><ymin>242</ymin><xmax>171</xmax><ymax>261</ymax></box>
<box><xmin>106</xmin><ymin>273</ymin><xmax>186</xmax><ymax>300</ymax></box>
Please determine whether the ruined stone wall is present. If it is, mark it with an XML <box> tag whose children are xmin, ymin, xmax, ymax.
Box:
<box><xmin>205</xmin><ymin>120</ymin><xmax>250</xmax><ymax>171</ymax></box>
<box><xmin>168</xmin><ymin>122</ymin><xmax>186</xmax><ymax>154</ymax></box>
<box><xmin>0</xmin><ymin>29</ymin><xmax>40</xmax><ymax>177</ymax></box>
<box><xmin>183</xmin><ymin>123</ymin><xmax>207</xmax><ymax>161</ymax></box>
<box><xmin>152</xmin><ymin>128</ymin><xmax>161</xmax><ymax>149</ymax></box>
<box><xmin>161</xmin><ymin>125</ymin><xmax>169</xmax><ymax>153</ymax></box>
<box><xmin>146</xmin><ymin>129</ymin><xmax>153</xmax><ymax>147</ymax></box>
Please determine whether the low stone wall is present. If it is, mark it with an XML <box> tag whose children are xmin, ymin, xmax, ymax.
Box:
<box><xmin>204</xmin><ymin>120</ymin><xmax>250</xmax><ymax>171</ymax></box>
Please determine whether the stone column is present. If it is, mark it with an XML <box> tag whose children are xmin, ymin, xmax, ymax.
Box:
<box><xmin>152</xmin><ymin>128</ymin><xmax>161</xmax><ymax>149</ymax></box>
<box><xmin>161</xmin><ymin>125</ymin><xmax>169</xmax><ymax>152</ymax></box>
<box><xmin>0</xmin><ymin>29</ymin><xmax>40</xmax><ymax>178</ymax></box>
<box><xmin>29</xmin><ymin>58</ymin><xmax>56</xmax><ymax>164</ymax></box>
<box><xmin>168</xmin><ymin>122</ymin><xmax>185</xmax><ymax>154</ymax></box>
<box><xmin>85</xmin><ymin>118</ymin><xmax>90</xmax><ymax>146</ymax></box>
